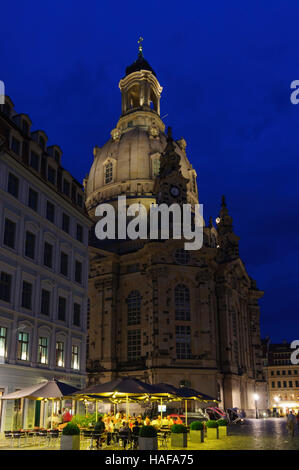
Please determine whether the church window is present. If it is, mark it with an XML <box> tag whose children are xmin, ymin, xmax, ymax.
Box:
<box><xmin>174</xmin><ymin>249</ymin><xmax>190</xmax><ymax>265</ymax></box>
<box><xmin>176</xmin><ymin>325</ymin><xmax>191</xmax><ymax>359</ymax></box>
<box><xmin>104</xmin><ymin>162</ymin><xmax>113</xmax><ymax>184</ymax></box>
<box><xmin>175</xmin><ymin>284</ymin><xmax>190</xmax><ymax>321</ymax></box>
<box><xmin>127</xmin><ymin>290</ymin><xmax>141</xmax><ymax>326</ymax></box>
<box><xmin>127</xmin><ymin>329</ymin><xmax>141</xmax><ymax>361</ymax></box>
<box><xmin>152</xmin><ymin>158</ymin><xmax>160</xmax><ymax>177</ymax></box>
<box><xmin>192</xmin><ymin>173</ymin><xmax>197</xmax><ymax>193</ymax></box>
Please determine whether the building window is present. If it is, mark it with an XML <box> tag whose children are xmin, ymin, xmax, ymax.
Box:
<box><xmin>104</xmin><ymin>162</ymin><xmax>113</xmax><ymax>184</ymax></box>
<box><xmin>11</xmin><ymin>137</ymin><xmax>20</xmax><ymax>155</ymax></box>
<box><xmin>174</xmin><ymin>249</ymin><xmax>190</xmax><ymax>265</ymax></box>
<box><xmin>0</xmin><ymin>272</ymin><xmax>12</xmax><ymax>302</ymax></box>
<box><xmin>127</xmin><ymin>329</ymin><xmax>141</xmax><ymax>361</ymax></box>
<box><xmin>58</xmin><ymin>297</ymin><xmax>66</xmax><ymax>321</ymax></box>
<box><xmin>152</xmin><ymin>158</ymin><xmax>160</xmax><ymax>177</ymax></box>
<box><xmin>289</xmin><ymin>381</ymin><xmax>293</xmax><ymax>387</ymax></box>
<box><xmin>47</xmin><ymin>166</ymin><xmax>56</xmax><ymax>185</ymax></box>
<box><xmin>41</xmin><ymin>289</ymin><xmax>50</xmax><ymax>316</ymax></box>
<box><xmin>46</xmin><ymin>201</ymin><xmax>55</xmax><ymax>223</ymax></box>
<box><xmin>63</xmin><ymin>179</ymin><xmax>70</xmax><ymax>197</ymax></box>
<box><xmin>38</xmin><ymin>337</ymin><xmax>48</xmax><ymax>364</ymax></box>
<box><xmin>174</xmin><ymin>284</ymin><xmax>190</xmax><ymax>321</ymax></box>
<box><xmin>73</xmin><ymin>303</ymin><xmax>81</xmax><ymax>326</ymax></box>
<box><xmin>76</xmin><ymin>224</ymin><xmax>83</xmax><ymax>243</ymax></box>
<box><xmin>43</xmin><ymin>242</ymin><xmax>53</xmax><ymax>268</ymax></box>
<box><xmin>25</xmin><ymin>231</ymin><xmax>36</xmax><ymax>259</ymax></box>
<box><xmin>77</xmin><ymin>194</ymin><xmax>83</xmax><ymax>207</ymax></box>
<box><xmin>71</xmin><ymin>345</ymin><xmax>80</xmax><ymax>370</ymax></box>
<box><xmin>271</xmin><ymin>382</ymin><xmax>275</xmax><ymax>388</ymax></box>
<box><xmin>75</xmin><ymin>261</ymin><xmax>82</xmax><ymax>284</ymax></box>
<box><xmin>7</xmin><ymin>173</ymin><xmax>19</xmax><ymax>198</ymax></box>
<box><xmin>0</xmin><ymin>327</ymin><xmax>7</xmax><ymax>359</ymax></box>
<box><xmin>28</xmin><ymin>188</ymin><xmax>38</xmax><ymax>211</ymax></box>
<box><xmin>176</xmin><ymin>325</ymin><xmax>191</xmax><ymax>359</ymax></box>
<box><xmin>127</xmin><ymin>291</ymin><xmax>141</xmax><ymax>326</ymax></box>
<box><xmin>62</xmin><ymin>213</ymin><xmax>70</xmax><ymax>233</ymax></box>
<box><xmin>21</xmin><ymin>281</ymin><xmax>32</xmax><ymax>310</ymax></box>
<box><xmin>60</xmin><ymin>252</ymin><xmax>68</xmax><ymax>276</ymax></box>
<box><xmin>3</xmin><ymin>218</ymin><xmax>16</xmax><ymax>249</ymax></box>
<box><xmin>17</xmin><ymin>332</ymin><xmax>29</xmax><ymax>361</ymax></box>
<box><xmin>30</xmin><ymin>151</ymin><xmax>39</xmax><ymax>171</ymax></box>
<box><xmin>56</xmin><ymin>342</ymin><xmax>64</xmax><ymax>367</ymax></box>
<box><xmin>22</xmin><ymin>120</ymin><xmax>29</xmax><ymax>135</ymax></box>
<box><xmin>39</xmin><ymin>136</ymin><xmax>46</xmax><ymax>150</ymax></box>
<box><xmin>278</xmin><ymin>381</ymin><xmax>281</xmax><ymax>388</ymax></box>
<box><xmin>283</xmin><ymin>381</ymin><xmax>287</xmax><ymax>388</ymax></box>
<box><xmin>271</xmin><ymin>371</ymin><xmax>274</xmax><ymax>376</ymax></box>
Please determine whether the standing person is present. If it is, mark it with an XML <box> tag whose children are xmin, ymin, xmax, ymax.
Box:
<box><xmin>287</xmin><ymin>411</ymin><xmax>296</xmax><ymax>438</ymax></box>
<box><xmin>62</xmin><ymin>408</ymin><xmax>72</xmax><ymax>423</ymax></box>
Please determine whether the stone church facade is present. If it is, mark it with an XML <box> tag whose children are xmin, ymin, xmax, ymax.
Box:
<box><xmin>84</xmin><ymin>46</ymin><xmax>267</xmax><ymax>416</ymax></box>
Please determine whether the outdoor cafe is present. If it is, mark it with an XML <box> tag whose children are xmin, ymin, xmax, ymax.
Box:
<box><xmin>0</xmin><ymin>377</ymin><xmax>219</xmax><ymax>450</ymax></box>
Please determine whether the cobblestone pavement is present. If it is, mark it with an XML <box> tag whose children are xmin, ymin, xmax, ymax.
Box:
<box><xmin>0</xmin><ymin>419</ymin><xmax>298</xmax><ymax>450</ymax></box>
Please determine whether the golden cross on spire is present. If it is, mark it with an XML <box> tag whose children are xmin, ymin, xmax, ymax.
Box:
<box><xmin>138</xmin><ymin>36</ymin><xmax>143</xmax><ymax>55</ymax></box>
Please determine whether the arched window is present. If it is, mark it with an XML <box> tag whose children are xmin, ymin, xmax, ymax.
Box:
<box><xmin>152</xmin><ymin>158</ymin><xmax>160</xmax><ymax>177</ymax></box>
<box><xmin>104</xmin><ymin>162</ymin><xmax>113</xmax><ymax>184</ymax></box>
<box><xmin>174</xmin><ymin>284</ymin><xmax>190</xmax><ymax>321</ymax></box>
<box><xmin>127</xmin><ymin>290</ymin><xmax>141</xmax><ymax>326</ymax></box>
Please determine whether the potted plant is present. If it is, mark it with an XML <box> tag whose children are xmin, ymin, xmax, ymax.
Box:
<box><xmin>60</xmin><ymin>422</ymin><xmax>80</xmax><ymax>450</ymax></box>
<box><xmin>138</xmin><ymin>425</ymin><xmax>158</xmax><ymax>450</ymax></box>
<box><xmin>170</xmin><ymin>424</ymin><xmax>188</xmax><ymax>447</ymax></box>
<box><xmin>217</xmin><ymin>418</ymin><xmax>228</xmax><ymax>437</ymax></box>
<box><xmin>205</xmin><ymin>420</ymin><xmax>218</xmax><ymax>439</ymax></box>
<box><xmin>189</xmin><ymin>420</ymin><xmax>204</xmax><ymax>443</ymax></box>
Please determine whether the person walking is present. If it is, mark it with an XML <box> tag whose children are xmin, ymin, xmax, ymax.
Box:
<box><xmin>287</xmin><ymin>411</ymin><xmax>296</xmax><ymax>438</ymax></box>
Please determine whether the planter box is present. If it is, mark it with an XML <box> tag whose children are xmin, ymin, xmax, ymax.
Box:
<box><xmin>190</xmin><ymin>429</ymin><xmax>204</xmax><ymax>443</ymax></box>
<box><xmin>138</xmin><ymin>437</ymin><xmax>158</xmax><ymax>450</ymax></box>
<box><xmin>171</xmin><ymin>433</ymin><xmax>188</xmax><ymax>448</ymax></box>
<box><xmin>218</xmin><ymin>426</ymin><xmax>227</xmax><ymax>437</ymax></box>
<box><xmin>60</xmin><ymin>435</ymin><xmax>80</xmax><ymax>450</ymax></box>
<box><xmin>206</xmin><ymin>428</ymin><xmax>218</xmax><ymax>439</ymax></box>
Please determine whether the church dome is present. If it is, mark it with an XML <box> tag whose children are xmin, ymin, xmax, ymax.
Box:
<box><xmin>85</xmin><ymin>46</ymin><xmax>199</xmax><ymax>215</ymax></box>
<box><xmin>85</xmin><ymin>126</ymin><xmax>197</xmax><ymax>212</ymax></box>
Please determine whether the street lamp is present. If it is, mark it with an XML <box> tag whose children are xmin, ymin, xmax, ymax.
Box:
<box><xmin>253</xmin><ymin>393</ymin><xmax>259</xmax><ymax>419</ymax></box>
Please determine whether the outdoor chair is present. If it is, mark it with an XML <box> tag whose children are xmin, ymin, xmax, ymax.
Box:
<box><xmin>81</xmin><ymin>429</ymin><xmax>93</xmax><ymax>450</ymax></box>
<box><xmin>4</xmin><ymin>431</ymin><xmax>13</xmax><ymax>448</ymax></box>
<box><xmin>90</xmin><ymin>431</ymin><xmax>106</xmax><ymax>450</ymax></box>
<box><xmin>157</xmin><ymin>430</ymin><xmax>170</xmax><ymax>449</ymax></box>
<box><xmin>12</xmin><ymin>431</ymin><xmax>26</xmax><ymax>448</ymax></box>
<box><xmin>37</xmin><ymin>430</ymin><xmax>48</xmax><ymax>447</ymax></box>
<box><xmin>117</xmin><ymin>431</ymin><xmax>132</xmax><ymax>450</ymax></box>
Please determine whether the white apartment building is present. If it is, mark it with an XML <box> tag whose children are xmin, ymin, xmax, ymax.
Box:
<box><xmin>0</xmin><ymin>96</ymin><xmax>92</xmax><ymax>430</ymax></box>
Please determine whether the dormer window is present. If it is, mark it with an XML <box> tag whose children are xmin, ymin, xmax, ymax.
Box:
<box><xmin>104</xmin><ymin>162</ymin><xmax>113</xmax><ymax>184</ymax></box>
<box><xmin>22</xmin><ymin>120</ymin><xmax>30</xmax><ymax>136</ymax></box>
<box><xmin>30</xmin><ymin>151</ymin><xmax>39</xmax><ymax>171</ymax></box>
<box><xmin>48</xmin><ymin>165</ymin><xmax>56</xmax><ymax>185</ymax></box>
<box><xmin>63</xmin><ymin>179</ymin><xmax>70</xmax><ymax>197</ymax></box>
<box><xmin>39</xmin><ymin>136</ymin><xmax>46</xmax><ymax>150</ymax></box>
<box><xmin>11</xmin><ymin>137</ymin><xmax>21</xmax><ymax>155</ymax></box>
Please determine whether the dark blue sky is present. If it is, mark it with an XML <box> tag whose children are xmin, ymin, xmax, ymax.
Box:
<box><xmin>1</xmin><ymin>0</ymin><xmax>298</xmax><ymax>342</ymax></box>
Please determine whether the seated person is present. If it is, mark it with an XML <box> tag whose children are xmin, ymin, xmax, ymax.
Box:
<box><xmin>131</xmin><ymin>420</ymin><xmax>140</xmax><ymax>449</ymax></box>
<box><xmin>152</xmin><ymin>416</ymin><xmax>163</xmax><ymax>429</ymax></box>
<box><xmin>94</xmin><ymin>416</ymin><xmax>106</xmax><ymax>449</ymax></box>
<box><xmin>118</xmin><ymin>421</ymin><xmax>131</xmax><ymax>449</ymax></box>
